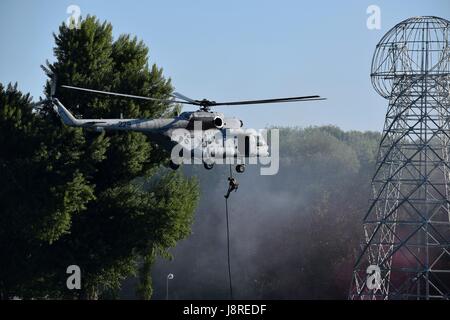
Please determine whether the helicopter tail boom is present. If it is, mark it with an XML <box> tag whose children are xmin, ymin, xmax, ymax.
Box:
<box><xmin>53</xmin><ymin>99</ymin><xmax>82</xmax><ymax>126</ymax></box>
<box><xmin>54</xmin><ymin>99</ymin><xmax>82</xmax><ymax>127</ymax></box>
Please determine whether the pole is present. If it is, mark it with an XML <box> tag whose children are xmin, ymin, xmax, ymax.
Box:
<box><xmin>166</xmin><ymin>273</ymin><xmax>174</xmax><ymax>300</ymax></box>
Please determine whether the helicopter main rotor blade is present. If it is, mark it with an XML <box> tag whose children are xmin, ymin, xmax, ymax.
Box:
<box><xmin>172</xmin><ymin>92</ymin><xmax>197</xmax><ymax>103</ymax></box>
<box><xmin>61</xmin><ymin>85</ymin><xmax>193</xmax><ymax>105</ymax></box>
<box><xmin>61</xmin><ymin>85</ymin><xmax>326</xmax><ymax>108</ymax></box>
<box><xmin>211</xmin><ymin>95</ymin><xmax>326</xmax><ymax>106</ymax></box>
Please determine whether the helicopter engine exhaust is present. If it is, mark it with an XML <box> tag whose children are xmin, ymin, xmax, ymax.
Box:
<box><xmin>213</xmin><ymin>116</ymin><xmax>224</xmax><ymax>129</ymax></box>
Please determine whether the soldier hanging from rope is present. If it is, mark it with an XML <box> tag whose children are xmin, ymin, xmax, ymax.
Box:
<box><xmin>224</xmin><ymin>177</ymin><xmax>239</xmax><ymax>199</ymax></box>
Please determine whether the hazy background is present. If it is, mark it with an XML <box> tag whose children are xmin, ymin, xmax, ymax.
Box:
<box><xmin>122</xmin><ymin>127</ymin><xmax>381</xmax><ymax>299</ymax></box>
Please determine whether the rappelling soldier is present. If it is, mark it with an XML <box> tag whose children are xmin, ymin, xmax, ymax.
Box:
<box><xmin>224</xmin><ymin>177</ymin><xmax>239</xmax><ymax>199</ymax></box>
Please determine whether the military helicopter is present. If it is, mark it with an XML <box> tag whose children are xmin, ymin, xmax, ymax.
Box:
<box><xmin>34</xmin><ymin>64</ymin><xmax>325</xmax><ymax>173</ymax></box>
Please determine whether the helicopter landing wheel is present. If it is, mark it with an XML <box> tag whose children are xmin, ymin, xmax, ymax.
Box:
<box><xmin>169</xmin><ymin>161</ymin><xmax>180</xmax><ymax>170</ymax></box>
<box><xmin>236</xmin><ymin>164</ymin><xmax>245</xmax><ymax>173</ymax></box>
<box><xmin>203</xmin><ymin>162</ymin><xmax>215</xmax><ymax>170</ymax></box>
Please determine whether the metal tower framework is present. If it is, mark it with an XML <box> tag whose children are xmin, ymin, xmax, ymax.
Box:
<box><xmin>350</xmin><ymin>16</ymin><xmax>450</xmax><ymax>300</ymax></box>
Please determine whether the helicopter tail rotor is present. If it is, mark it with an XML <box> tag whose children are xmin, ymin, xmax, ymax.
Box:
<box><xmin>32</xmin><ymin>61</ymin><xmax>57</xmax><ymax>109</ymax></box>
<box><xmin>40</xmin><ymin>61</ymin><xmax>57</xmax><ymax>98</ymax></box>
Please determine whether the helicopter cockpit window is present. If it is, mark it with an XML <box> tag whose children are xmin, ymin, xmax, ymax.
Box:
<box><xmin>178</xmin><ymin>112</ymin><xmax>191</xmax><ymax>120</ymax></box>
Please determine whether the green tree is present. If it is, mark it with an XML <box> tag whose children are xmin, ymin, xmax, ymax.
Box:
<box><xmin>0</xmin><ymin>16</ymin><xmax>199</xmax><ymax>299</ymax></box>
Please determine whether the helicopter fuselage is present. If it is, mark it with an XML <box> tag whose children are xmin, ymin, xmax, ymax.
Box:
<box><xmin>53</xmin><ymin>98</ymin><xmax>269</xmax><ymax>170</ymax></box>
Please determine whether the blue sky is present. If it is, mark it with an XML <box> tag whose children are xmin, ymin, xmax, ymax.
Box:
<box><xmin>0</xmin><ymin>0</ymin><xmax>449</xmax><ymax>131</ymax></box>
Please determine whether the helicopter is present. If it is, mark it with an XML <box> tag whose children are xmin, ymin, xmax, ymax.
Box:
<box><xmin>33</xmin><ymin>64</ymin><xmax>325</xmax><ymax>173</ymax></box>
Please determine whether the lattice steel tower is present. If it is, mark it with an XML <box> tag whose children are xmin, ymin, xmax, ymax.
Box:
<box><xmin>349</xmin><ymin>16</ymin><xmax>450</xmax><ymax>300</ymax></box>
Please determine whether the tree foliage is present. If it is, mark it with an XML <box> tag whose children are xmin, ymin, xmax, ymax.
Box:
<box><xmin>0</xmin><ymin>16</ymin><xmax>199</xmax><ymax>299</ymax></box>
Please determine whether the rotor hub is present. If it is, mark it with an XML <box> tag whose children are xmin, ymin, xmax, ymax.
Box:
<box><xmin>197</xmin><ymin>99</ymin><xmax>216</xmax><ymax>111</ymax></box>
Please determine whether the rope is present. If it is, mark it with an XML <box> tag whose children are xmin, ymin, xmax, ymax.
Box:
<box><xmin>225</xmin><ymin>164</ymin><xmax>233</xmax><ymax>300</ymax></box>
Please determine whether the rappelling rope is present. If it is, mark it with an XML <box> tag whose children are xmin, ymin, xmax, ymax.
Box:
<box><xmin>225</xmin><ymin>164</ymin><xmax>234</xmax><ymax>300</ymax></box>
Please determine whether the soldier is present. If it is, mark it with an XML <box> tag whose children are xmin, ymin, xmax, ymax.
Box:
<box><xmin>224</xmin><ymin>177</ymin><xmax>239</xmax><ymax>199</ymax></box>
